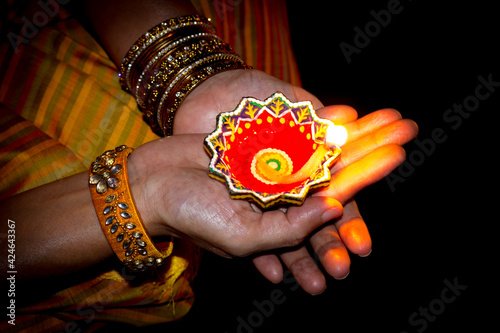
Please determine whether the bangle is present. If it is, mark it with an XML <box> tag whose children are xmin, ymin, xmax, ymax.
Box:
<box><xmin>134</xmin><ymin>32</ymin><xmax>222</xmax><ymax>108</ymax></box>
<box><xmin>157</xmin><ymin>54</ymin><xmax>250</xmax><ymax>136</ymax></box>
<box><xmin>119</xmin><ymin>14</ymin><xmax>215</xmax><ymax>93</ymax></box>
<box><xmin>136</xmin><ymin>34</ymin><xmax>227</xmax><ymax>109</ymax></box>
<box><xmin>119</xmin><ymin>14</ymin><xmax>252</xmax><ymax>137</ymax></box>
<box><xmin>89</xmin><ymin>145</ymin><xmax>173</xmax><ymax>271</ymax></box>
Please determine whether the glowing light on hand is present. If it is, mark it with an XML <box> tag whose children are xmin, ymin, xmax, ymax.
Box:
<box><xmin>326</xmin><ymin>124</ymin><xmax>348</xmax><ymax>148</ymax></box>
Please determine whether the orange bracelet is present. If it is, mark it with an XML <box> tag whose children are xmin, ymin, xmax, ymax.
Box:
<box><xmin>89</xmin><ymin>145</ymin><xmax>173</xmax><ymax>271</ymax></box>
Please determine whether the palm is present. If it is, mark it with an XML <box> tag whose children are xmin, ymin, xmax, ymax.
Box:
<box><xmin>132</xmin><ymin>135</ymin><xmax>342</xmax><ymax>258</ymax></box>
<box><xmin>167</xmin><ymin>69</ymin><xmax>418</xmax><ymax>294</ymax></box>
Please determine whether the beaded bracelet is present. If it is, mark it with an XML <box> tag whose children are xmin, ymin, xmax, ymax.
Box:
<box><xmin>119</xmin><ymin>14</ymin><xmax>251</xmax><ymax>137</ymax></box>
<box><xmin>89</xmin><ymin>146</ymin><xmax>173</xmax><ymax>271</ymax></box>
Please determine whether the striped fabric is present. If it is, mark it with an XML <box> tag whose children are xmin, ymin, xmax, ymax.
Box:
<box><xmin>0</xmin><ymin>0</ymin><xmax>299</xmax><ymax>331</ymax></box>
<box><xmin>193</xmin><ymin>0</ymin><xmax>302</xmax><ymax>86</ymax></box>
<box><xmin>0</xmin><ymin>106</ymin><xmax>85</xmax><ymax>199</ymax></box>
<box><xmin>0</xmin><ymin>14</ymin><xmax>160</xmax><ymax>190</ymax></box>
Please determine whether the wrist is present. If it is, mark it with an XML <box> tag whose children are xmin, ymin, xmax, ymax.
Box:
<box><xmin>173</xmin><ymin>69</ymin><xmax>252</xmax><ymax>134</ymax></box>
<box><xmin>126</xmin><ymin>146</ymin><xmax>163</xmax><ymax>238</ymax></box>
<box><xmin>88</xmin><ymin>145</ymin><xmax>173</xmax><ymax>270</ymax></box>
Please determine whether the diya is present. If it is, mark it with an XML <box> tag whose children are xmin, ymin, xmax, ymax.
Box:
<box><xmin>204</xmin><ymin>92</ymin><xmax>347</xmax><ymax>209</ymax></box>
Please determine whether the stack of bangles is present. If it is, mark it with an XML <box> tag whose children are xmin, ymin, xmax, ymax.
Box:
<box><xmin>119</xmin><ymin>14</ymin><xmax>252</xmax><ymax>137</ymax></box>
<box><xmin>89</xmin><ymin>15</ymin><xmax>250</xmax><ymax>271</ymax></box>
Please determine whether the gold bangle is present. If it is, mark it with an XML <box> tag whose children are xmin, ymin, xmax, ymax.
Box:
<box><xmin>135</xmin><ymin>32</ymin><xmax>221</xmax><ymax>106</ymax></box>
<box><xmin>119</xmin><ymin>14</ymin><xmax>215</xmax><ymax>92</ymax></box>
<box><xmin>130</xmin><ymin>26</ymin><xmax>217</xmax><ymax>97</ymax></box>
<box><xmin>89</xmin><ymin>145</ymin><xmax>173</xmax><ymax>271</ymax></box>
<box><xmin>119</xmin><ymin>14</ymin><xmax>252</xmax><ymax>137</ymax></box>
<box><xmin>124</xmin><ymin>22</ymin><xmax>215</xmax><ymax>92</ymax></box>
<box><xmin>158</xmin><ymin>55</ymin><xmax>251</xmax><ymax>136</ymax></box>
<box><xmin>137</xmin><ymin>35</ymin><xmax>226</xmax><ymax>109</ymax></box>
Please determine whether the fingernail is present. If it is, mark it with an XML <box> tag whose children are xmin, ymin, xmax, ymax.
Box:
<box><xmin>359</xmin><ymin>249</ymin><xmax>372</xmax><ymax>258</ymax></box>
<box><xmin>335</xmin><ymin>271</ymin><xmax>350</xmax><ymax>280</ymax></box>
<box><xmin>311</xmin><ymin>285</ymin><xmax>327</xmax><ymax>296</ymax></box>
<box><xmin>321</xmin><ymin>208</ymin><xmax>342</xmax><ymax>223</ymax></box>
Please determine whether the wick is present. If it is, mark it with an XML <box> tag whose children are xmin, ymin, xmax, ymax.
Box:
<box><xmin>261</xmin><ymin>144</ymin><xmax>333</xmax><ymax>184</ymax></box>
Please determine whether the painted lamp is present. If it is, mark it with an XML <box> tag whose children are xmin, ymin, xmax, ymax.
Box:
<box><xmin>204</xmin><ymin>92</ymin><xmax>347</xmax><ymax>209</ymax></box>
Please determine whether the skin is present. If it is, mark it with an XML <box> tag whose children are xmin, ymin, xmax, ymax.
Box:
<box><xmin>0</xmin><ymin>98</ymin><xmax>417</xmax><ymax>292</ymax></box>
<box><xmin>0</xmin><ymin>0</ymin><xmax>419</xmax><ymax>297</ymax></box>
<box><xmin>174</xmin><ymin>69</ymin><xmax>418</xmax><ymax>293</ymax></box>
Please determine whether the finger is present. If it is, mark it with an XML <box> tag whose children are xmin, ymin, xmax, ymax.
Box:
<box><xmin>310</xmin><ymin>223</ymin><xmax>351</xmax><ymax>279</ymax></box>
<box><xmin>280</xmin><ymin>246</ymin><xmax>326</xmax><ymax>295</ymax></box>
<box><xmin>244</xmin><ymin>197</ymin><xmax>343</xmax><ymax>254</ymax></box>
<box><xmin>314</xmin><ymin>144</ymin><xmax>406</xmax><ymax>204</ymax></box>
<box><xmin>343</xmin><ymin>108</ymin><xmax>404</xmax><ymax>143</ymax></box>
<box><xmin>335</xmin><ymin>199</ymin><xmax>372</xmax><ymax>256</ymax></box>
<box><xmin>316</xmin><ymin>105</ymin><xmax>358</xmax><ymax>124</ymax></box>
<box><xmin>332</xmin><ymin>118</ymin><xmax>418</xmax><ymax>173</ymax></box>
<box><xmin>252</xmin><ymin>253</ymin><xmax>283</xmax><ymax>284</ymax></box>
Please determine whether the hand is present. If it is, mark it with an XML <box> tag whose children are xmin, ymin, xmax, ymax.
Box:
<box><xmin>172</xmin><ymin>69</ymin><xmax>418</xmax><ymax>293</ymax></box>
<box><xmin>129</xmin><ymin>134</ymin><xmax>344</xmax><ymax>258</ymax></box>
<box><xmin>253</xmin><ymin>105</ymin><xmax>418</xmax><ymax>294</ymax></box>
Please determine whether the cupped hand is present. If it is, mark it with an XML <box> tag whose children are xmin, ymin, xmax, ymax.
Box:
<box><xmin>171</xmin><ymin>69</ymin><xmax>418</xmax><ymax>293</ymax></box>
<box><xmin>129</xmin><ymin>135</ymin><xmax>344</xmax><ymax>258</ymax></box>
<box><xmin>253</xmin><ymin>105</ymin><xmax>418</xmax><ymax>294</ymax></box>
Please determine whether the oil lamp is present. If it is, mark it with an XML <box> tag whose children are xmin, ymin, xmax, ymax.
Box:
<box><xmin>204</xmin><ymin>92</ymin><xmax>347</xmax><ymax>209</ymax></box>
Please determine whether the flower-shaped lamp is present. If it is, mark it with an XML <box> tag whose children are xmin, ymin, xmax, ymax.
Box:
<box><xmin>204</xmin><ymin>92</ymin><xmax>346</xmax><ymax>209</ymax></box>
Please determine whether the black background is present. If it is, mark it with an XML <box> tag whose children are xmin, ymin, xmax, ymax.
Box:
<box><xmin>165</xmin><ymin>1</ymin><xmax>497</xmax><ymax>332</ymax></box>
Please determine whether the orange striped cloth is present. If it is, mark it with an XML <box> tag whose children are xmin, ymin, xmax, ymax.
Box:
<box><xmin>0</xmin><ymin>0</ymin><xmax>300</xmax><ymax>331</ymax></box>
<box><xmin>193</xmin><ymin>0</ymin><xmax>301</xmax><ymax>86</ymax></box>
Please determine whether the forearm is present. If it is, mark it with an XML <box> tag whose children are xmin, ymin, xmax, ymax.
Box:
<box><xmin>0</xmin><ymin>152</ymin><xmax>155</xmax><ymax>280</ymax></box>
<box><xmin>76</xmin><ymin>0</ymin><xmax>198</xmax><ymax>66</ymax></box>
<box><xmin>0</xmin><ymin>172</ymin><xmax>110</xmax><ymax>280</ymax></box>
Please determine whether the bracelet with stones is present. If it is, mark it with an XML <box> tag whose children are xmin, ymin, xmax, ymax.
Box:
<box><xmin>89</xmin><ymin>145</ymin><xmax>173</xmax><ymax>271</ymax></box>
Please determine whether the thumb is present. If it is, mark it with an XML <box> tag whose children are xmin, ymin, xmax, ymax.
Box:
<box><xmin>288</xmin><ymin>196</ymin><xmax>344</xmax><ymax>228</ymax></box>
<box><xmin>254</xmin><ymin>196</ymin><xmax>343</xmax><ymax>251</ymax></box>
